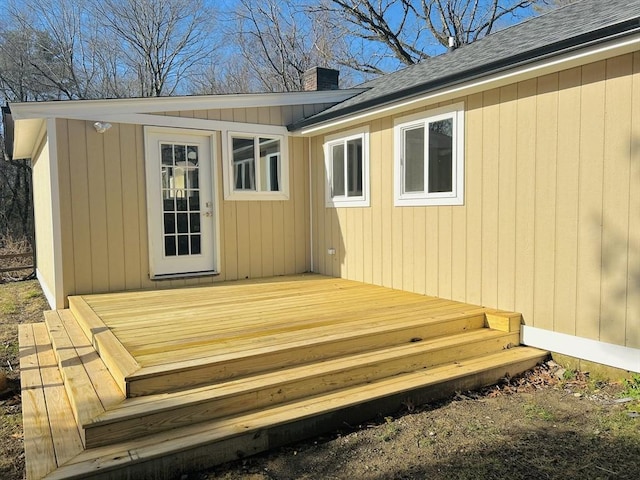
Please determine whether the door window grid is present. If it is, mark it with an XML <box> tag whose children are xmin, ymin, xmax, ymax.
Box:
<box><xmin>160</xmin><ymin>143</ymin><xmax>202</xmax><ymax>257</ymax></box>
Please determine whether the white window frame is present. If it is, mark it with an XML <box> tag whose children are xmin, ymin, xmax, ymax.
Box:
<box><xmin>223</xmin><ymin>131</ymin><xmax>289</xmax><ymax>201</ymax></box>
<box><xmin>394</xmin><ymin>103</ymin><xmax>464</xmax><ymax>206</ymax></box>
<box><xmin>323</xmin><ymin>126</ymin><xmax>370</xmax><ymax>208</ymax></box>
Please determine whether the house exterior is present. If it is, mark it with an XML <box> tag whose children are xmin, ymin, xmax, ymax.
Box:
<box><xmin>5</xmin><ymin>0</ymin><xmax>639</xmax><ymax>374</ymax></box>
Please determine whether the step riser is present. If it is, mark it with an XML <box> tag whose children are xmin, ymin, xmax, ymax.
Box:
<box><xmin>128</xmin><ymin>313</ymin><xmax>489</xmax><ymax>396</ymax></box>
<box><xmin>84</xmin><ymin>331</ymin><xmax>519</xmax><ymax>448</ymax></box>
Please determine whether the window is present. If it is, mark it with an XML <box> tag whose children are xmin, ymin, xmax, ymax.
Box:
<box><xmin>224</xmin><ymin>132</ymin><xmax>289</xmax><ymax>200</ymax></box>
<box><xmin>324</xmin><ymin>127</ymin><xmax>370</xmax><ymax>207</ymax></box>
<box><xmin>394</xmin><ymin>103</ymin><xmax>464</xmax><ymax>206</ymax></box>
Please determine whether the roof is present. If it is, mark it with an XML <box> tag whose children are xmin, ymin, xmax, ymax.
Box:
<box><xmin>291</xmin><ymin>0</ymin><xmax>640</xmax><ymax>131</ymax></box>
<box><xmin>7</xmin><ymin>89</ymin><xmax>365</xmax><ymax>160</ymax></box>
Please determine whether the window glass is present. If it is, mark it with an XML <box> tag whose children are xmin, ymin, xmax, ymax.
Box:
<box><xmin>232</xmin><ymin>137</ymin><xmax>255</xmax><ymax>191</ymax></box>
<box><xmin>259</xmin><ymin>137</ymin><xmax>281</xmax><ymax>192</ymax></box>
<box><xmin>404</xmin><ymin>126</ymin><xmax>425</xmax><ymax>193</ymax></box>
<box><xmin>394</xmin><ymin>103</ymin><xmax>464</xmax><ymax>206</ymax></box>
<box><xmin>332</xmin><ymin>143</ymin><xmax>345</xmax><ymax>197</ymax></box>
<box><xmin>347</xmin><ymin>138</ymin><xmax>363</xmax><ymax>197</ymax></box>
<box><xmin>225</xmin><ymin>132</ymin><xmax>288</xmax><ymax>200</ymax></box>
<box><xmin>428</xmin><ymin>119</ymin><xmax>453</xmax><ymax>193</ymax></box>
<box><xmin>324</xmin><ymin>128</ymin><xmax>369</xmax><ymax>207</ymax></box>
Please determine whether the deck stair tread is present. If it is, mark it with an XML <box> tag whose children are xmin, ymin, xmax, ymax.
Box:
<box><xmin>130</xmin><ymin>305</ymin><xmax>488</xmax><ymax>361</ymax></box>
<box><xmin>127</xmin><ymin>309</ymin><xmax>491</xmax><ymax>395</ymax></box>
<box><xmin>83</xmin><ymin>328</ymin><xmax>519</xmax><ymax>446</ymax></box>
<box><xmin>19</xmin><ymin>323</ymin><xmax>84</xmax><ymax>480</ymax></box>
<box><xmin>67</xmin><ymin>297</ymin><xmax>140</xmax><ymax>394</ymax></box>
<box><xmin>43</xmin><ymin>310</ymin><xmax>125</xmax><ymax>438</ymax></box>
<box><xmin>43</xmin><ymin>346</ymin><xmax>547</xmax><ymax>480</ymax></box>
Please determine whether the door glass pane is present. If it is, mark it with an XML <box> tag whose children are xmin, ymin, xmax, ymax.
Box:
<box><xmin>191</xmin><ymin>235</ymin><xmax>201</xmax><ymax>255</ymax></box>
<box><xmin>428</xmin><ymin>119</ymin><xmax>453</xmax><ymax>193</ymax></box>
<box><xmin>164</xmin><ymin>213</ymin><xmax>175</xmax><ymax>234</ymax></box>
<box><xmin>164</xmin><ymin>236</ymin><xmax>176</xmax><ymax>256</ymax></box>
<box><xmin>332</xmin><ymin>144</ymin><xmax>345</xmax><ymax>197</ymax></box>
<box><xmin>161</xmin><ymin>144</ymin><xmax>173</xmax><ymax>165</ymax></box>
<box><xmin>160</xmin><ymin>142</ymin><xmax>202</xmax><ymax>257</ymax></box>
<box><xmin>404</xmin><ymin>126</ymin><xmax>425</xmax><ymax>193</ymax></box>
<box><xmin>346</xmin><ymin>138</ymin><xmax>363</xmax><ymax>197</ymax></box>
<box><xmin>177</xmin><ymin>213</ymin><xmax>188</xmax><ymax>233</ymax></box>
<box><xmin>177</xmin><ymin>235</ymin><xmax>189</xmax><ymax>255</ymax></box>
<box><xmin>190</xmin><ymin>213</ymin><xmax>200</xmax><ymax>233</ymax></box>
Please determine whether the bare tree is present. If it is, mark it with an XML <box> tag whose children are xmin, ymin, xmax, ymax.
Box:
<box><xmin>5</xmin><ymin>0</ymin><xmax>102</xmax><ymax>99</ymax></box>
<box><xmin>92</xmin><ymin>0</ymin><xmax>217</xmax><ymax>97</ymax></box>
<box><xmin>227</xmin><ymin>0</ymin><xmax>345</xmax><ymax>92</ymax></box>
<box><xmin>317</xmin><ymin>0</ymin><xmax>540</xmax><ymax>73</ymax></box>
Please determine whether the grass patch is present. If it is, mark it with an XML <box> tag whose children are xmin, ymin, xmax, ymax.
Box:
<box><xmin>0</xmin><ymin>300</ymin><xmax>18</xmax><ymax>316</ymax></box>
<box><xmin>523</xmin><ymin>402</ymin><xmax>555</xmax><ymax>421</ymax></box>
<box><xmin>379</xmin><ymin>416</ymin><xmax>399</xmax><ymax>442</ymax></box>
<box><xmin>622</xmin><ymin>374</ymin><xmax>640</xmax><ymax>399</ymax></box>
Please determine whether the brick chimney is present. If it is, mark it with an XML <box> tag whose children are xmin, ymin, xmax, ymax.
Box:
<box><xmin>303</xmin><ymin>67</ymin><xmax>339</xmax><ymax>91</ymax></box>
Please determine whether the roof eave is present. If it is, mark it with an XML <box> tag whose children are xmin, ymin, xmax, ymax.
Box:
<box><xmin>8</xmin><ymin>89</ymin><xmax>367</xmax><ymax>121</ymax></box>
<box><xmin>290</xmin><ymin>18</ymin><xmax>640</xmax><ymax>133</ymax></box>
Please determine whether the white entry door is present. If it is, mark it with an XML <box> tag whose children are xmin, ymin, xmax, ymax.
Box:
<box><xmin>144</xmin><ymin>127</ymin><xmax>216</xmax><ymax>278</ymax></box>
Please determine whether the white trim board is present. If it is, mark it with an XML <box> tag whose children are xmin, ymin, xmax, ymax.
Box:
<box><xmin>45</xmin><ymin>118</ymin><xmax>66</xmax><ymax>310</ymax></box>
<box><xmin>521</xmin><ymin>326</ymin><xmax>640</xmax><ymax>373</ymax></box>
<box><xmin>8</xmin><ymin>89</ymin><xmax>366</xmax><ymax>120</ymax></box>
<box><xmin>36</xmin><ymin>269</ymin><xmax>57</xmax><ymax>310</ymax></box>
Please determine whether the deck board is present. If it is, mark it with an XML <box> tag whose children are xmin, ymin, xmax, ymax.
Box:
<box><xmin>32</xmin><ymin>323</ymin><xmax>84</xmax><ymax>465</ymax></box>
<box><xmin>79</xmin><ymin>275</ymin><xmax>490</xmax><ymax>370</ymax></box>
<box><xmin>19</xmin><ymin>324</ymin><xmax>57</xmax><ymax>480</ymax></box>
<box><xmin>133</xmin><ymin>307</ymin><xmax>489</xmax><ymax>367</ymax></box>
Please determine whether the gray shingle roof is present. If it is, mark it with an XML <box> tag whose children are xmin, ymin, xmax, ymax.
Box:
<box><xmin>291</xmin><ymin>0</ymin><xmax>640</xmax><ymax>130</ymax></box>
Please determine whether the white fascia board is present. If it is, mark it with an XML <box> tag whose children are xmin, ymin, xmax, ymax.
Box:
<box><xmin>297</xmin><ymin>34</ymin><xmax>640</xmax><ymax>136</ymax></box>
<box><xmin>8</xmin><ymin>89</ymin><xmax>366</xmax><ymax>121</ymax></box>
<box><xmin>11</xmin><ymin>112</ymin><xmax>294</xmax><ymax>159</ymax></box>
<box><xmin>54</xmin><ymin>112</ymin><xmax>290</xmax><ymax>135</ymax></box>
<box><xmin>521</xmin><ymin>326</ymin><xmax>640</xmax><ymax>373</ymax></box>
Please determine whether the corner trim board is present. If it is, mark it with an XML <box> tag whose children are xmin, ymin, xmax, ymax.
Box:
<box><xmin>46</xmin><ymin>118</ymin><xmax>65</xmax><ymax>309</ymax></box>
<box><xmin>36</xmin><ymin>269</ymin><xmax>56</xmax><ymax>310</ymax></box>
<box><xmin>521</xmin><ymin>325</ymin><xmax>640</xmax><ymax>373</ymax></box>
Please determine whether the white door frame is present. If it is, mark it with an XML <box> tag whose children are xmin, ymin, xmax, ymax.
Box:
<box><xmin>144</xmin><ymin>126</ymin><xmax>219</xmax><ymax>279</ymax></box>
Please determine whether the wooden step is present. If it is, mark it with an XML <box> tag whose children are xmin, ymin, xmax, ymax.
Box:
<box><xmin>19</xmin><ymin>323</ymin><xmax>84</xmax><ymax>480</ymax></box>
<box><xmin>44</xmin><ymin>347</ymin><xmax>547</xmax><ymax>480</ymax></box>
<box><xmin>43</xmin><ymin>310</ymin><xmax>125</xmax><ymax>446</ymax></box>
<box><xmin>127</xmin><ymin>310</ymin><xmax>490</xmax><ymax>396</ymax></box>
<box><xmin>67</xmin><ymin>297</ymin><xmax>140</xmax><ymax>395</ymax></box>
<box><xmin>83</xmin><ymin>328</ymin><xmax>519</xmax><ymax>448</ymax></box>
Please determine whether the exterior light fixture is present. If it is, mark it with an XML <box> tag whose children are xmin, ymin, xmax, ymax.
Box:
<box><xmin>93</xmin><ymin>121</ymin><xmax>112</xmax><ymax>133</ymax></box>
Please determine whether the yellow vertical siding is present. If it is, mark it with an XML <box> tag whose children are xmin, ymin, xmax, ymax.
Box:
<box><xmin>311</xmin><ymin>53</ymin><xmax>640</xmax><ymax>349</ymax></box>
<box><xmin>629</xmin><ymin>52</ymin><xmax>640</xmax><ymax>349</ymax></box>
<box><xmin>601</xmin><ymin>55</ymin><xmax>633</xmax><ymax>346</ymax></box>
<box><xmin>54</xmin><ymin>106</ymin><xmax>310</xmax><ymax>301</ymax></box>
<box><xmin>553</xmin><ymin>67</ymin><xmax>582</xmax><ymax>337</ymax></box>
<box><xmin>533</xmin><ymin>73</ymin><xmax>559</xmax><ymax>332</ymax></box>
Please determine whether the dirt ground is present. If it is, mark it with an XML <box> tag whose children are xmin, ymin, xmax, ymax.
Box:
<box><xmin>1</xmin><ymin>280</ymin><xmax>638</xmax><ymax>480</ymax></box>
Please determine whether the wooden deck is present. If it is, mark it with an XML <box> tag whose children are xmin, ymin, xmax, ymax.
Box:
<box><xmin>20</xmin><ymin>274</ymin><xmax>547</xmax><ymax>479</ymax></box>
